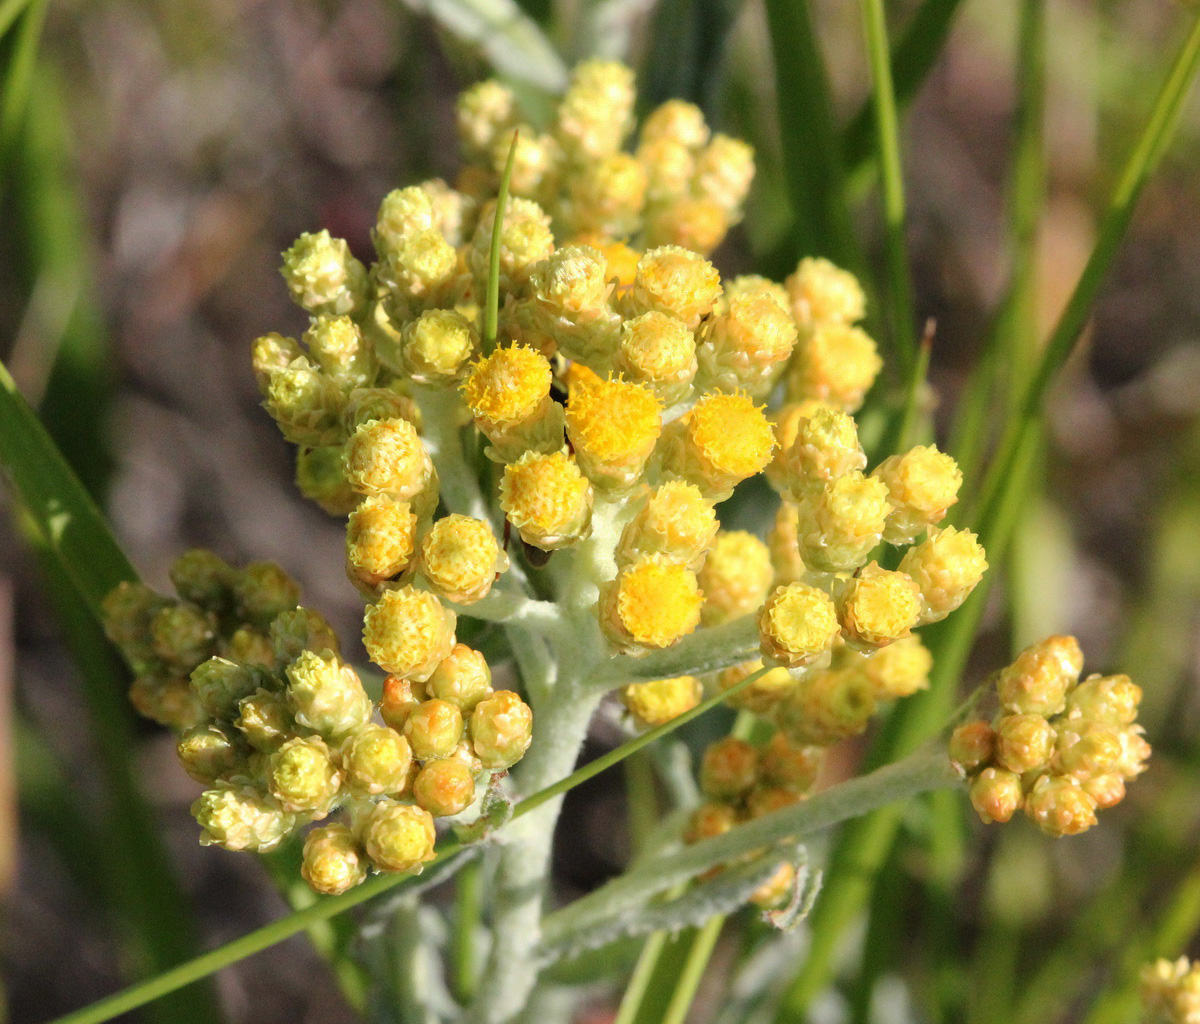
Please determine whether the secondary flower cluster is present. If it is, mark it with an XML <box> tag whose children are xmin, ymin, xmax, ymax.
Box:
<box><xmin>1142</xmin><ymin>957</ymin><xmax>1200</xmax><ymax>1024</ymax></box>
<box><xmin>102</xmin><ymin>552</ymin><xmax>531</xmax><ymax>894</ymax></box>
<box><xmin>949</xmin><ymin>635</ymin><xmax>1150</xmax><ymax>837</ymax></box>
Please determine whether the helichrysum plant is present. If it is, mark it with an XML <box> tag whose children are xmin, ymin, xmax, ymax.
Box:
<box><xmin>93</xmin><ymin>58</ymin><xmax>1154</xmax><ymax>1024</ymax></box>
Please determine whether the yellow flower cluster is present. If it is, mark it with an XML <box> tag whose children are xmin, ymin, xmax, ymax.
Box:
<box><xmin>103</xmin><ymin>553</ymin><xmax>530</xmax><ymax>894</ymax></box>
<box><xmin>1141</xmin><ymin>958</ymin><xmax>1200</xmax><ymax>1024</ymax></box>
<box><xmin>950</xmin><ymin>636</ymin><xmax>1150</xmax><ymax>837</ymax></box>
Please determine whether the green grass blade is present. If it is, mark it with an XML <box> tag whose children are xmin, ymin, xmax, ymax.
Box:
<box><xmin>660</xmin><ymin>915</ymin><xmax>725</xmax><ymax>1024</ymax></box>
<box><xmin>0</xmin><ymin>0</ymin><xmax>32</xmax><ymax>41</ymax></box>
<box><xmin>0</xmin><ymin>0</ymin><xmax>47</xmax><ymax>172</ymax></box>
<box><xmin>859</xmin><ymin>0</ymin><xmax>918</xmax><ymax>375</ymax></box>
<box><xmin>842</xmin><ymin>0</ymin><xmax>966</xmax><ymax>178</ymax></box>
<box><xmin>762</xmin><ymin>0</ymin><xmax>862</xmax><ymax>274</ymax></box>
<box><xmin>484</xmin><ymin>130</ymin><xmax>519</xmax><ymax>349</ymax></box>
<box><xmin>0</xmin><ymin>357</ymin><xmax>138</xmax><ymax>613</ymax></box>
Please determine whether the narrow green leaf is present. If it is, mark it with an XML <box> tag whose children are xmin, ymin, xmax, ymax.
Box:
<box><xmin>0</xmin><ymin>0</ymin><xmax>32</xmax><ymax>41</ymax></box>
<box><xmin>762</xmin><ymin>0</ymin><xmax>862</xmax><ymax>274</ymax></box>
<box><xmin>661</xmin><ymin>915</ymin><xmax>726</xmax><ymax>1024</ymax></box>
<box><xmin>484</xmin><ymin>130</ymin><xmax>519</xmax><ymax>349</ymax></box>
<box><xmin>0</xmin><ymin>0</ymin><xmax>47</xmax><ymax>170</ymax></box>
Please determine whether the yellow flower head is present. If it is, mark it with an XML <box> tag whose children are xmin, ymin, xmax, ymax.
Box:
<box><xmin>858</xmin><ymin>634</ymin><xmax>932</xmax><ymax>699</ymax></box>
<box><xmin>1067</xmin><ymin>673</ymin><xmax>1143</xmax><ymax>727</ymax></box>
<box><xmin>1024</xmin><ymin>774</ymin><xmax>1098</xmax><ymax>837</ymax></box>
<box><xmin>531</xmin><ymin>245</ymin><xmax>611</xmax><ymax>317</ymax></box>
<box><xmin>775</xmin><ymin>666</ymin><xmax>876</xmax><ymax>745</ymax></box>
<box><xmin>566</xmin><ymin>374</ymin><xmax>663</xmax><ymax>487</ymax></box>
<box><xmin>693</xmin><ymin>134</ymin><xmax>755</xmax><ymax>213</ymax></box>
<box><xmin>456</xmin><ymin>79</ymin><xmax>518</xmax><ymax>159</ymax></box>
<box><xmin>968</xmin><ymin>767</ymin><xmax>1023</xmax><ymax>824</ymax></box>
<box><xmin>898</xmin><ymin>525</ymin><xmax>988</xmax><ymax>625</ymax></box>
<box><xmin>640</xmin><ymin>99</ymin><xmax>710</xmax><ymax>149</ymax></box>
<box><xmin>373</xmin><ymin>186</ymin><xmax>436</xmax><ymax>255</ymax></box>
<box><xmin>500</xmin><ymin>449</ymin><xmax>593</xmax><ymax>550</ymax></box>
<box><xmin>489</xmin><ymin>126</ymin><xmax>560</xmax><ymax>199</ymax></box>
<box><xmin>251</xmin><ymin>332</ymin><xmax>302</xmax><ymax>395</ymax></box>
<box><xmin>644</xmin><ymin>197</ymin><xmax>730</xmax><ymax>256</ymax></box>
<box><xmin>872</xmin><ymin>445</ymin><xmax>963</xmax><ymax>545</ymax></box>
<box><xmin>700</xmin><ymin>736</ymin><xmax>759</xmax><ymax>799</ymax></box>
<box><xmin>280</xmin><ymin>229</ymin><xmax>367</xmax><ymax>317</ymax></box>
<box><xmin>345</xmin><ymin>495</ymin><xmax>418</xmax><ymax>591</ymax></box>
<box><xmin>615</xmin><ymin>311</ymin><xmax>697</xmax><ymax>403</ymax></box>
<box><xmin>403</xmin><ymin>697</ymin><xmax>465</xmax><ymax>760</ymax></box>
<box><xmin>948</xmin><ymin>721</ymin><xmax>995</xmax><ymax>773</ymax></box>
<box><xmin>836</xmin><ymin>563</ymin><xmax>922</xmax><ymax>651</ymax></box>
<box><xmin>997</xmin><ymin>634</ymin><xmax>1083</xmax><ymax>717</ymax></box>
<box><xmin>601</xmin><ymin>559</ymin><xmax>703</xmax><ymax>654</ymax></box>
<box><xmin>674</xmin><ymin>391</ymin><xmax>775</xmax><ymax>499</ymax></box>
<box><xmin>470</xmin><ymin>689</ymin><xmax>534</xmax><ymax>769</ymax></box>
<box><xmin>760</xmin><ymin>731</ymin><xmax>824</xmax><ymax>792</ymax></box>
<box><xmin>341</xmin><ymin>723</ymin><xmax>413</xmax><ymax>798</ymax></box>
<box><xmin>697</xmin><ymin>530</ymin><xmax>775</xmax><ymax>626</ymax></box>
<box><xmin>627</xmin><ymin>246</ymin><xmax>722</xmax><ymax>328</ymax></box>
<box><xmin>779</xmin><ymin>405</ymin><xmax>865</xmax><ymax>499</ymax></box>
<box><xmin>362</xmin><ymin>586</ymin><xmax>457</xmax><ymax>681</ymax></box>
<box><xmin>785</xmin><ymin>256</ymin><xmax>866</xmax><ymax>330</ymax></box>
<box><xmin>344</xmin><ymin>417</ymin><xmax>434</xmax><ymax>502</ymax></box>
<box><xmin>1140</xmin><ymin>957</ymin><xmax>1200</xmax><ymax>1024</ymax></box>
<box><xmin>419</xmin><ymin>513</ymin><xmax>508</xmax><ymax>605</ymax></box>
<box><xmin>994</xmin><ymin>713</ymin><xmax>1056</xmax><ymax>774</ymax></box>
<box><xmin>363</xmin><ymin>799</ymin><xmax>437</xmax><ymax>873</ymax></box>
<box><xmin>616</xmin><ymin>480</ymin><xmax>717</xmax><ymax>569</ymax></box>
<box><xmin>758</xmin><ymin>582</ymin><xmax>840</xmax><ymax>668</ymax></box>
<box><xmin>566</xmin><ymin>153</ymin><xmax>648</xmax><ymax>237</ymax></box>
<box><xmin>789</xmin><ymin>323</ymin><xmax>882</xmax><ymax>412</ymax></box>
<box><xmin>426</xmin><ymin>643</ymin><xmax>493</xmax><ymax>711</ymax></box>
<box><xmin>555</xmin><ymin>59</ymin><xmax>636</xmax><ymax>160</ymax></box>
<box><xmin>462</xmin><ymin>344</ymin><xmax>553</xmax><ymax>428</ymax></box>
<box><xmin>414</xmin><ymin>758</ymin><xmax>477</xmax><ymax>817</ymax></box>
<box><xmin>401</xmin><ymin>309</ymin><xmax>478</xmax><ymax>383</ymax></box>
<box><xmin>470</xmin><ymin>197</ymin><xmax>555</xmax><ymax>287</ymax></box>
<box><xmin>794</xmin><ymin>471</ymin><xmax>892</xmax><ymax>574</ymax></box>
<box><xmin>301</xmin><ymin>824</ymin><xmax>368</xmax><ymax>895</ymax></box>
<box><xmin>620</xmin><ymin>676</ymin><xmax>703</xmax><ymax>728</ymax></box>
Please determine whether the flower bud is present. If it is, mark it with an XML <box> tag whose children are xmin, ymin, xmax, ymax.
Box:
<box><xmin>457</xmin><ymin>79</ymin><xmax>519</xmax><ymax>159</ymax></box>
<box><xmin>400</xmin><ymin>309</ymin><xmax>479</xmax><ymax>383</ymax></box>
<box><xmin>380</xmin><ymin>674</ymin><xmax>427</xmax><ymax>732</ymax></box>
<box><xmin>363</xmin><ymin>586</ymin><xmax>457</xmax><ymax>681</ymax></box>
<box><xmin>788</xmin><ymin>323</ymin><xmax>882</xmax><ymax>412</ymax></box>
<box><xmin>750</xmin><ymin>862</ymin><xmax>796</xmax><ymax>908</ymax></box>
<box><xmin>760</xmin><ymin>731</ymin><xmax>823</xmax><ymax>792</ymax></box>
<box><xmin>564</xmin><ymin>153</ymin><xmax>647</xmax><ymax>238</ymax></box>
<box><xmin>404</xmin><ymin>698</ymin><xmax>465</xmax><ymax>760</ymax></box>
<box><xmin>871</xmin><ymin>445</ymin><xmax>963</xmax><ymax>545</ymax></box>
<box><xmin>413</xmin><ymin>758</ymin><xmax>477</xmax><ymax>817</ymax></box>
<box><xmin>470</xmin><ymin>690</ymin><xmax>534</xmax><ymax>770</ymax></box>
<box><xmin>1115</xmin><ymin>727</ymin><xmax>1152</xmax><ymax>780</ymax></box>
<box><xmin>177</xmin><ymin>724</ymin><xmax>244</xmax><ymax>784</ymax></box>
<box><xmin>620</xmin><ymin>676</ymin><xmax>703</xmax><ymax>727</ymax></box>
<box><xmin>341</xmin><ymin>387</ymin><xmax>421</xmax><ymax>435</ymax></box>
<box><xmin>345</xmin><ymin>496</ymin><xmax>418</xmax><ymax>591</ymax></box>
<box><xmin>623</xmin><ymin>246</ymin><xmax>721</xmax><ymax>328</ymax></box>
<box><xmin>224</xmin><ymin>626</ymin><xmax>274</xmax><ymax>669</ymax></box>
<box><xmin>267</xmin><ymin>736</ymin><xmax>341</xmax><ymax>816</ymax></box>
<box><xmin>779</xmin><ymin>406</ymin><xmax>865</xmax><ymax>500</ymax></box>
<box><xmin>420</xmin><ymin>514</ymin><xmax>508</xmax><ymax>604</ymax></box>
<box><xmin>745</xmin><ymin>786</ymin><xmax>803</xmax><ymax>820</ymax></box>
<box><xmin>102</xmin><ymin>581</ymin><xmax>168</xmax><ymax>669</ymax></box>
<box><xmin>700</xmin><ymin>737</ymin><xmax>759</xmax><ymax>800</ymax></box>
<box><xmin>775</xmin><ymin>667</ymin><xmax>876</xmax><ymax>746</ymax></box>
<box><xmin>252</xmin><ymin>333</ymin><xmax>303</xmax><ymax>396</ymax></box>
<box><xmin>130</xmin><ymin>674</ymin><xmax>202</xmax><ymax>731</ymax></box>
<box><xmin>768</xmin><ymin>501</ymin><xmax>808</xmax><ymax>584</ymax></box>
<box><xmin>997</xmin><ymin>635</ymin><xmax>1083</xmax><ymax>717</ymax></box>
<box><xmin>461</xmin><ymin>344</ymin><xmax>564</xmax><ymax>460</ymax></box>
<box><xmin>1083</xmin><ymin>773</ymin><xmax>1126</xmax><ymax>810</ymax></box>
<box><xmin>150</xmin><ymin>602</ymin><xmax>217</xmax><ymax>674</ymax></box>
<box><xmin>697</xmin><ymin>292</ymin><xmax>798</xmax><ymax>395</ymax></box>
<box><xmin>1057</xmin><ymin>721</ymin><xmax>1123</xmax><ymax>780</ymax></box>
<box><xmin>1066</xmin><ymin>673</ymin><xmax>1142</xmax><ymax>727</ymax></box>
<box><xmin>614</xmin><ymin>311</ymin><xmax>697</xmax><ymax>404</ymax></box>
<box><xmin>193</xmin><ymin>784</ymin><xmax>296</xmax><ymax>852</ymax></box>
<box><xmin>264</xmin><ymin>359</ymin><xmax>345</xmax><ymax>446</ymax></box>
<box><xmin>285</xmin><ymin>650</ymin><xmax>373</xmax><ymax>740</ymax></box>
<box><xmin>968</xmin><ymin>767</ymin><xmax>1023</xmax><ymax>824</ymax></box>
<box><xmin>235</xmin><ymin>688</ymin><xmax>293</xmax><ymax>752</ymax></box>
<box><xmin>693</xmin><ymin>134</ymin><xmax>755</xmax><ymax>215</ymax></box>
<box><xmin>344</xmin><ymin>417</ymin><xmax>435</xmax><ymax>503</ymax></box>
<box><xmin>363</xmin><ymin>799</ymin><xmax>437</xmax><ymax>873</ymax></box>
<box><xmin>898</xmin><ymin>526</ymin><xmax>988</xmax><ymax>625</ymax></box>
<box><xmin>302</xmin><ymin>823</ymin><xmax>369</xmax><ymax>895</ymax></box>
<box><xmin>785</xmin><ymin>257</ymin><xmax>865</xmax><ymax>331</ymax></box>
<box><xmin>836</xmin><ymin>564</ymin><xmax>922</xmax><ymax>651</ymax></box>
<box><xmin>296</xmin><ymin>445</ymin><xmax>359</xmax><ymax>516</ymax></box>
<box><xmin>758</xmin><ymin>583</ymin><xmax>839</xmax><ymax>668</ymax></box>
<box><xmin>644</xmin><ymin>196</ymin><xmax>730</xmax><ymax>255</ymax></box>
<box><xmin>994</xmin><ymin>713</ymin><xmax>1056</xmax><ymax>775</ymax></box>
<box><xmin>697</xmin><ymin>530</ymin><xmax>775</xmax><ymax>626</ymax></box>
<box><xmin>233</xmin><ymin>561</ymin><xmax>301</xmax><ymax>630</ymax></box>
<box><xmin>1024</xmin><ymin>774</ymin><xmax>1098</xmax><ymax>837</ymax></box>
<box><xmin>376</xmin><ymin>229</ymin><xmax>459</xmax><ymax>318</ymax></box>
<box><xmin>469</xmin><ymin>198</ymin><xmax>555</xmax><ymax>292</ymax></box>
<box><xmin>600</xmin><ymin>559</ymin><xmax>703</xmax><ymax>655</ymax></box>
<box><xmin>565</xmin><ymin>374</ymin><xmax>662</xmax><ymax>489</ymax></box>
<box><xmin>425</xmin><ymin>644</ymin><xmax>493</xmax><ymax>712</ymax></box>
<box><xmin>948</xmin><ymin>721</ymin><xmax>994</xmax><ymax>773</ymax></box>
<box><xmin>793</xmin><ymin>472</ymin><xmax>891</xmax><ymax>574</ymax></box>
<box><xmin>269</xmin><ymin>607</ymin><xmax>341</xmax><ymax>667</ymax></box>
<box><xmin>500</xmin><ymin>449</ymin><xmax>594</xmax><ymax>550</ymax></box>
<box><xmin>170</xmin><ymin>550</ymin><xmax>236</xmax><ymax>612</ymax></box>
<box><xmin>717</xmin><ymin>660</ymin><xmax>797</xmax><ymax>715</ymax></box>
<box><xmin>303</xmin><ymin>315</ymin><xmax>375</xmax><ymax>389</ymax></box>
<box><xmin>191</xmin><ymin>657</ymin><xmax>268</xmax><ymax>720</ymax></box>
<box><xmin>686</xmin><ymin>801</ymin><xmax>738</xmax><ymax>843</ymax></box>
<box><xmin>372</xmin><ymin>185</ymin><xmax>436</xmax><ymax>256</ymax></box>
<box><xmin>342</xmin><ymin>724</ymin><xmax>414</xmax><ymax>797</ymax></box>
<box><xmin>1140</xmin><ymin>956</ymin><xmax>1200</xmax><ymax>1024</ymax></box>
<box><xmin>280</xmin><ymin>230</ymin><xmax>367</xmax><ymax>317</ymax></box>
<box><xmin>615</xmin><ymin>481</ymin><xmax>716</xmax><ymax>570</ymax></box>
<box><xmin>555</xmin><ymin>59</ymin><xmax>635</xmax><ymax>161</ymax></box>
<box><xmin>660</xmin><ymin>391</ymin><xmax>775</xmax><ymax>501</ymax></box>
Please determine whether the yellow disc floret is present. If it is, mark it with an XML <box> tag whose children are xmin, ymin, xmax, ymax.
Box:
<box><xmin>625</xmin><ymin>246</ymin><xmax>722</xmax><ymax>328</ymax></box>
<box><xmin>419</xmin><ymin>513</ymin><xmax>508</xmax><ymax>604</ymax></box>
<box><xmin>898</xmin><ymin>525</ymin><xmax>989</xmax><ymax>625</ymax></box>
<box><xmin>759</xmin><ymin>582</ymin><xmax>840</xmax><ymax>668</ymax></box>
<box><xmin>789</xmin><ymin>323</ymin><xmax>882</xmax><ymax>412</ymax></box>
<box><xmin>620</xmin><ymin>676</ymin><xmax>703</xmax><ymax>727</ymax></box>
<box><xmin>345</xmin><ymin>496</ymin><xmax>418</xmax><ymax>590</ymax></box>
<box><xmin>785</xmin><ymin>257</ymin><xmax>866</xmax><ymax>330</ymax></box>
<box><xmin>500</xmin><ymin>449</ymin><xmax>594</xmax><ymax>550</ymax></box>
<box><xmin>667</xmin><ymin>391</ymin><xmax>775</xmax><ymax>500</ymax></box>
<box><xmin>344</xmin><ymin>417</ymin><xmax>434</xmax><ymax>502</ymax></box>
<box><xmin>601</xmin><ymin>559</ymin><xmax>703</xmax><ymax>654</ymax></box>
<box><xmin>872</xmin><ymin>445</ymin><xmax>963</xmax><ymax>545</ymax></box>
<box><xmin>836</xmin><ymin>563</ymin><xmax>922</xmax><ymax>651</ymax></box>
<box><xmin>363</xmin><ymin>585</ymin><xmax>457</xmax><ymax>681</ymax></box>
<box><xmin>565</xmin><ymin>374</ymin><xmax>663</xmax><ymax>487</ymax></box>
<box><xmin>616</xmin><ymin>480</ymin><xmax>717</xmax><ymax>569</ymax></box>
<box><xmin>697</xmin><ymin>530</ymin><xmax>775</xmax><ymax>625</ymax></box>
<box><xmin>462</xmin><ymin>344</ymin><xmax>552</xmax><ymax>427</ymax></box>
<box><xmin>615</xmin><ymin>311</ymin><xmax>697</xmax><ymax>403</ymax></box>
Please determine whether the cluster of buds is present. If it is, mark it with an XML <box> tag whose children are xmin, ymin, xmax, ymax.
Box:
<box><xmin>949</xmin><ymin>635</ymin><xmax>1150</xmax><ymax>837</ymax></box>
<box><xmin>103</xmin><ymin>554</ymin><xmax>531</xmax><ymax>894</ymax></box>
<box><xmin>456</xmin><ymin>62</ymin><xmax>753</xmax><ymax>256</ymax></box>
<box><xmin>1142</xmin><ymin>958</ymin><xmax>1200</xmax><ymax>1024</ymax></box>
<box><xmin>685</xmin><ymin>731</ymin><xmax>824</xmax><ymax>907</ymax></box>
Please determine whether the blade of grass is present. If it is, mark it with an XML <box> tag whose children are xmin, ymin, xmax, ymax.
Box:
<box><xmin>763</xmin><ymin>0</ymin><xmax>863</xmax><ymax>275</ymax></box>
<box><xmin>0</xmin><ymin>0</ymin><xmax>33</xmax><ymax>39</ymax></box>
<box><xmin>859</xmin><ymin>0</ymin><xmax>918</xmax><ymax>376</ymax></box>
<box><xmin>483</xmin><ymin>130</ymin><xmax>518</xmax><ymax>350</ymax></box>
<box><xmin>660</xmin><ymin>914</ymin><xmax>726</xmax><ymax>1024</ymax></box>
<box><xmin>0</xmin><ymin>0</ymin><xmax>47</xmax><ymax>176</ymax></box>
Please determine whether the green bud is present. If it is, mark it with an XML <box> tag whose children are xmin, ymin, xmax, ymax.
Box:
<box><xmin>129</xmin><ymin>674</ymin><xmax>203</xmax><ymax>732</ymax></box>
<box><xmin>469</xmin><ymin>690</ymin><xmax>533</xmax><ymax>770</ymax></box>
<box><xmin>285</xmin><ymin>649</ymin><xmax>373</xmax><ymax>740</ymax></box>
<box><xmin>341</xmin><ymin>387</ymin><xmax>421</xmax><ymax>436</ymax></box>
<box><xmin>192</xmin><ymin>784</ymin><xmax>296</xmax><ymax>852</ymax></box>
<box><xmin>280</xmin><ymin>229</ymin><xmax>368</xmax><ymax>316</ymax></box>
<box><xmin>150</xmin><ymin>602</ymin><xmax>217</xmax><ymax>674</ymax></box>
<box><xmin>191</xmin><ymin>657</ymin><xmax>268</xmax><ymax>720</ymax></box>
<box><xmin>251</xmin><ymin>332</ymin><xmax>303</xmax><ymax>395</ymax></box>
<box><xmin>177</xmin><ymin>723</ymin><xmax>245</xmax><ymax>784</ymax></box>
<box><xmin>224</xmin><ymin>626</ymin><xmax>276</xmax><ymax>668</ymax></box>
<box><xmin>403</xmin><ymin>699</ymin><xmax>464</xmax><ymax>760</ymax></box>
<box><xmin>413</xmin><ymin>758</ymin><xmax>476</xmax><ymax>817</ymax></box>
<box><xmin>101</xmin><ymin>581</ymin><xmax>168</xmax><ymax>670</ymax></box>
<box><xmin>303</xmin><ymin>314</ymin><xmax>376</xmax><ymax>388</ymax></box>
<box><xmin>264</xmin><ymin>359</ymin><xmax>346</xmax><ymax>447</ymax></box>
<box><xmin>425</xmin><ymin>645</ymin><xmax>492</xmax><ymax>712</ymax></box>
<box><xmin>235</xmin><ymin>687</ymin><xmax>294</xmax><ymax>752</ymax></box>
<box><xmin>362</xmin><ymin>799</ymin><xmax>437</xmax><ymax>873</ymax></box>
<box><xmin>267</xmin><ymin>736</ymin><xmax>341</xmax><ymax>815</ymax></box>
<box><xmin>341</xmin><ymin>724</ymin><xmax>413</xmax><ymax>797</ymax></box>
<box><xmin>233</xmin><ymin>562</ymin><xmax>301</xmax><ymax>630</ymax></box>
<box><xmin>269</xmin><ymin>607</ymin><xmax>341</xmax><ymax>668</ymax></box>
<box><xmin>400</xmin><ymin>309</ymin><xmax>478</xmax><ymax>383</ymax></box>
<box><xmin>296</xmin><ymin>445</ymin><xmax>359</xmax><ymax>516</ymax></box>
<box><xmin>169</xmin><ymin>549</ymin><xmax>236</xmax><ymax>612</ymax></box>
<box><xmin>302</xmin><ymin>823</ymin><xmax>369</xmax><ymax>895</ymax></box>
<box><xmin>700</xmin><ymin>737</ymin><xmax>759</xmax><ymax>800</ymax></box>
<box><xmin>759</xmin><ymin>732</ymin><xmax>823</xmax><ymax>793</ymax></box>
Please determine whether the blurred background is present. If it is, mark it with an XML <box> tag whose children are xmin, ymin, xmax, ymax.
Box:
<box><xmin>3</xmin><ymin>0</ymin><xmax>1200</xmax><ymax>1021</ymax></box>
